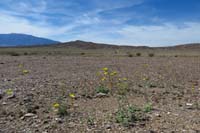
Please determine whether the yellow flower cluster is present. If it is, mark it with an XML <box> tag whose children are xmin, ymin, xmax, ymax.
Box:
<box><xmin>102</xmin><ymin>67</ymin><xmax>108</xmax><ymax>71</ymax></box>
<box><xmin>143</xmin><ymin>77</ymin><xmax>149</xmax><ymax>81</ymax></box>
<box><xmin>6</xmin><ymin>89</ymin><xmax>13</xmax><ymax>95</ymax></box>
<box><xmin>69</xmin><ymin>93</ymin><xmax>75</xmax><ymax>98</ymax></box>
<box><xmin>110</xmin><ymin>71</ymin><xmax>117</xmax><ymax>76</ymax></box>
<box><xmin>101</xmin><ymin>77</ymin><xmax>106</xmax><ymax>81</ymax></box>
<box><xmin>119</xmin><ymin>78</ymin><xmax>127</xmax><ymax>81</ymax></box>
<box><xmin>22</xmin><ymin>69</ymin><xmax>29</xmax><ymax>74</ymax></box>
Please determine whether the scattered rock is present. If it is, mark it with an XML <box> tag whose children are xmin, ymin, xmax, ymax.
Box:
<box><xmin>0</xmin><ymin>90</ymin><xmax>3</xmax><ymax>99</ymax></box>
<box><xmin>21</xmin><ymin>113</ymin><xmax>36</xmax><ymax>120</ymax></box>
<box><xmin>74</xmin><ymin>103</ymin><xmax>79</xmax><ymax>108</ymax></box>
<box><xmin>94</xmin><ymin>130</ymin><xmax>103</xmax><ymax>133</ymax></box>
<box><xmin>68</xmin><ymin>122</ymin><xmax>76</xmax><ymax>128</ymax></box>
<box><xmin>188</xmin><ymin>129</ymin><xmax>198</xmax><ymax>133</ymax></box>
<box><xmin>7</xmin><ymin>93</ymin><xmax>16</xmax><ymax>99</ymax></box>
<box><xmin>95</xmin><ymin>93</ymin><xmax>108</xmax><ymax>98</ymax></box>
<box><xmin>105</xmin><ymin>124</ymin><xmax>112</xmax><ymax>129</ymax></box>
<box><xmin>154</xmin><ymin>113</ymin><xmax>161</xmax><ymax>117</ymax></box>
<box><xmin>2</xmin><ymin>102</ymin><xmax>7</xmax><ymax>105</ymax></box>
<box><xmin>55</xmin><ymin>117</ymin><xmax>63</xmax><ymax>123</ymax></box>
<box><xmin>23</xmin><ymin>97</ymin><xmax>32</xmax><ymax>103</ymax></box>
<box><xmin>186</xmin><ymin>103</ymin><xmax>193</xmax><ymax>106</ymax></box>
<box><xmin>26</xmin><ymin>104</ymin><xmax>39</xmax><ymax>114</ymax></box>
<box><xmin>149</xmin><ymin>84</ymin><xmax>157</xmax><ymax>88</ymax></box>
<box><xmin>24</xmin><ymin>113</ymin><xmax>35</xmax><ymax>117</ymax></box>
<box><xmin>186</xmin><ymin>103</ymin><xmax>194</xmax><ymax>109</ymax></box>
<box><xmin>147</xmin><ymin>130</ymin><xmax>157</xmax><ymax>133</ymax></box>
<box><xmin>167</xmin><ymin>112</ymin><xmax>171</xmax><ymax>115</ymax></box>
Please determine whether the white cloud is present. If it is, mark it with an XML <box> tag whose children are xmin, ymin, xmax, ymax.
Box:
<box><xmin>0</xmin><ymin>12</ymin><xmax>77</xmax><ymax>39</ymax></box>
<box><xmin>116</xmin><ymin>22</ymin><xmax>200</xmax><ymax>46</ymax></box>
<box><xmin>63</xmin><ymin>22</ymin><xmax>200</xmax><ymax>46</ymax></box>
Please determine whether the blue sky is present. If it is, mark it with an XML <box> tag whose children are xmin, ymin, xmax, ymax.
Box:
<box><xmin>0</xmin><ymin>0</ymin><xmax>200</xmax><ymax>46</ymax></box>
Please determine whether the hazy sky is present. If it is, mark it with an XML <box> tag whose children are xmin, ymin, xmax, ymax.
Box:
<box><xmin>0</xmin><ymin>0</ymin><xmax>200</xmax><ymax>46</ymax></box>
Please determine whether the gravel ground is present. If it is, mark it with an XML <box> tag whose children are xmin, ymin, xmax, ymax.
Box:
<box><xmin>0</xmin><ymin>55</ymin><xmax>200</xmax><ymax>133</ymax></box>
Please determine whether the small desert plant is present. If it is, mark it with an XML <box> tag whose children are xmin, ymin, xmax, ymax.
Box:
<box><xmin>143</xmin><ymin>103</ymin><xmax>153</xmax><ymax>113</ymax></box>
<box><xmin>97</xmin><ymin>67</ymin><xmax>118</xmax><ymax>94</ymax></box>
<box><xmin>191</xmin><ymin>84</ymin><xmax>200</xmax><ymax>110</ymax></box>
<box><xmin>142</xmin><ymin>76</ymin><xmax>151</xmax><ymax>102</ymax></box>
<box><xmin>97</xmin><ymin>68</ymin><xmax>129</xmax><ymax>95</ymax></box>
<box><xmin>6</xmin><ymin>89</ymin><xmax>14</xmax><ymax>96</ymax></box>
<box><xmin>96</xmin><ymin>86</ymin><xmax>109</xmax><ymax>94</ymax></box>
<box><xmin>53</xmin><ymin>103</ymin><xmax>68</xmax><ymax>117</ymax></box>
<box><xmin>23</xmin><ymin>52</ymin><xmax>28</xmax><ymax>55</ymax></box>
<box><xmin>128</xmin><ymin>53</ymin><xmax>133</xmax><ymax>57</ymax></box>
<box><xmin>115</xmin><ymin>106</ymin><xmax>139</xmax><ymax>126</ymax></box>
<box><xmin>22</xmin><ymin>69</ymin><xmax>29</xmax><ymax>75</ymax></box>
<box><xmin>148</xmin><ymin>53</ymin><xmax>154</xmax><ymax>57</ymax></box>
<box><xmin>69</xmin><ymin>93</ymin><xmax>76</xmax><ymax>110</ymax></box>
<box><xmin>7</xmin><ymin>52</ymin><xmax>20</xmax><ymax>56</ymax></box>
<box><xmin>87</xmin><ymin>116</ymin><xmax>95</xmax><ymax>126</ymax></box>
<box><xmin>116</xmin><ymin>78</ymin><xmax>129</xmax><ymax>95</ymax></box>
<box><xmin>81</xmin><ymin>52</ymin><xmax>85</xmax><ymax>55</ymax></box>
<box><xmin>136</xmin><ymin>52</ymin><xmax>141</xmax><ymax>56</ymax></box>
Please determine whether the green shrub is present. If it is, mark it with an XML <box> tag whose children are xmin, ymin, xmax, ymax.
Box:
<box><xmin>81</xmin><ymin>52</ymin><xmax>85</xmax><ymax>55</ymax></box>
<box><xmin>128</xmin><ymin>54</ymin><xmax>133</xmax><ymax>57</ymax></box>
<box><xmin>148</xmin><ymin>53</ymin><xmax>154</xmax><ymax>57</ymax></box>
<box><xmin>115</xmin><ymin>106</ymin><xmax>139</xmax><ymax>126</ymax></box>
<box><xmin>23</xmin><ymin>52</ymin><xmax>28</xmax><ymax>55</ymax></box>
<box><xmin>96</xmin><ymin>86</ymin><xmax>109</xmax><ymax>94</ymax></box>
<box><xmin>7</xmin><ymin>52</ymin><xmax>20</xmax><ymax>56</ymax></box>
<box><xmin>136</xmin><ymin>52</ymin><xmax>141</xmax><ymax>56</ymax></box>
<box><xmin>87</xmin><ymin>116</ymin><xmax>95</xmax><ymax>126</ymax></box>
<box><xmin>143</xmin><ymin>103</ymin><xmax>153</xmax><ymax>113</ymax></box>
<box><xmin>57</xmin><ymin>104</ymin><xmax>68</xmax><ymax>117</ymax></box>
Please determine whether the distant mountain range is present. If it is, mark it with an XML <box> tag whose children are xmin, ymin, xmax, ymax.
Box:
<box><xmin>0</xmin><ymin>33</ymin><xmax>200</xmax><ymax>49</ymax></box>
<box><xmin>0</xmin><ymin>33</ymin><xmax>59</xmax><ymax>46</ymax></box>
<box><xmin>51</xmin><ymin>40</ymin><xmax>200</xmax><ymax>50</ymax></box>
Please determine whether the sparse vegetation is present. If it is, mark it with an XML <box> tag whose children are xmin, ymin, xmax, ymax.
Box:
<box><xmin>136</xmin><ymin>52</ymin><xmax>141</xmax><ymax>56</ymax></box>
<box><xmin>96</xmin><ymin>86</ymin><xmax>109</xmax><ymax>94</ymax></box>
<box><xmin>0</xmin><ymin>48</ymin><xmax>199</xmax><ymax>132</ymax></box>
<box><xmin>128</xmin><ymin>53</ymin><xmax>133</xmax><ymax>57</ymax></box>
<box><xmin>53</xmin><ymin>102</ymin><xmax>68</xmax><ymax>117</ymax></box>
<box><xmin>148</xmin><ymin>53</ymin><xmax>154</xmax><ymax>57</ymax></box>
<box><xmin>7</xmin><ymin>51</ymin><xmax>20</xmax><ymax>56</ymax></box>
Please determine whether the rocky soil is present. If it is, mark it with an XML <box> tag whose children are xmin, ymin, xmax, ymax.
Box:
<box><xmin>0</xmin><ymin>55</ymin><xmax>199</xmax><ymax>133</ymax></box>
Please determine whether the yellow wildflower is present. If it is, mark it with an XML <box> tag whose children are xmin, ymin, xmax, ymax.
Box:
<box><xmin>102</xmin><ymin>67</ymin><xmax>108</xmax><ymax>71</ymax></box>
<box><xmin>6</xmin><ymin>89</ymin><xmax>13</xmax><ymax>95</ymax></box>
<box><xmin>192</xmin><ymin>85</ymin><xmax>195</xmax><ymax>90</ymax></box>
<box><xmin>69</xmin><ymin>93</ymin><xmax>75</xmax><ymax>98</ymax></box>
<box><xmin>122</xmin><ymin>78</ymin><xmax>127</xmax><ymax>81</ymax></box>
<box><xmin>18</xmin><ymin>64</ymin><xmax>23</xmax><ymax>68</ymax></box>
<box><xmin>104</xmin><ymin>72</ymin><xmax>108</xmax><ymax>75</ymax></box>
<box><xmin>53</xmin><ymin>103</ymin><xmax>60</xmax><ymax>108</ymax></box>
<box><xmin>110</xmin><ymin>71</ymin><xmax>117</xmax><ymax>76</ymax></box>
<box><xmin>22</xmin><ymin>69</ymin><xmax>29</xmax><ymax>74</ymax></box>
<box><xmin>101</xmin><ymin>77</ymin><xmax>106</xmax><ymax>81</ymax></box>
<box><xmin>143</xmin><ymin>77</ymin><xmax>149</xmax><ymax>81</ymax></box>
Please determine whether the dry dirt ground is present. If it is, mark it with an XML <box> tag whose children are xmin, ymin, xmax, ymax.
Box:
<box><xmin>0</xmin><ymin>55</ymin><xmax>199</xmax><ymax>133</ymax></box>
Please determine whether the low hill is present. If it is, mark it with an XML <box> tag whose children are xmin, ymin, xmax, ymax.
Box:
<box><xmin>0</xmin><ymin>33</ymin><xmax>59</xmax><ymax>46</ymax></box>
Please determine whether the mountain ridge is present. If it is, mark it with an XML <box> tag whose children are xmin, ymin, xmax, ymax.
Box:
<box><xmin>0</xmin><ymin>33</ymin><xmax>200</xmax><ymax>49</ymax></box>
<box><xmin>0</xmin><ymin>33</ymin><xmax>59</xmax><ymax>46</ymax></box>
